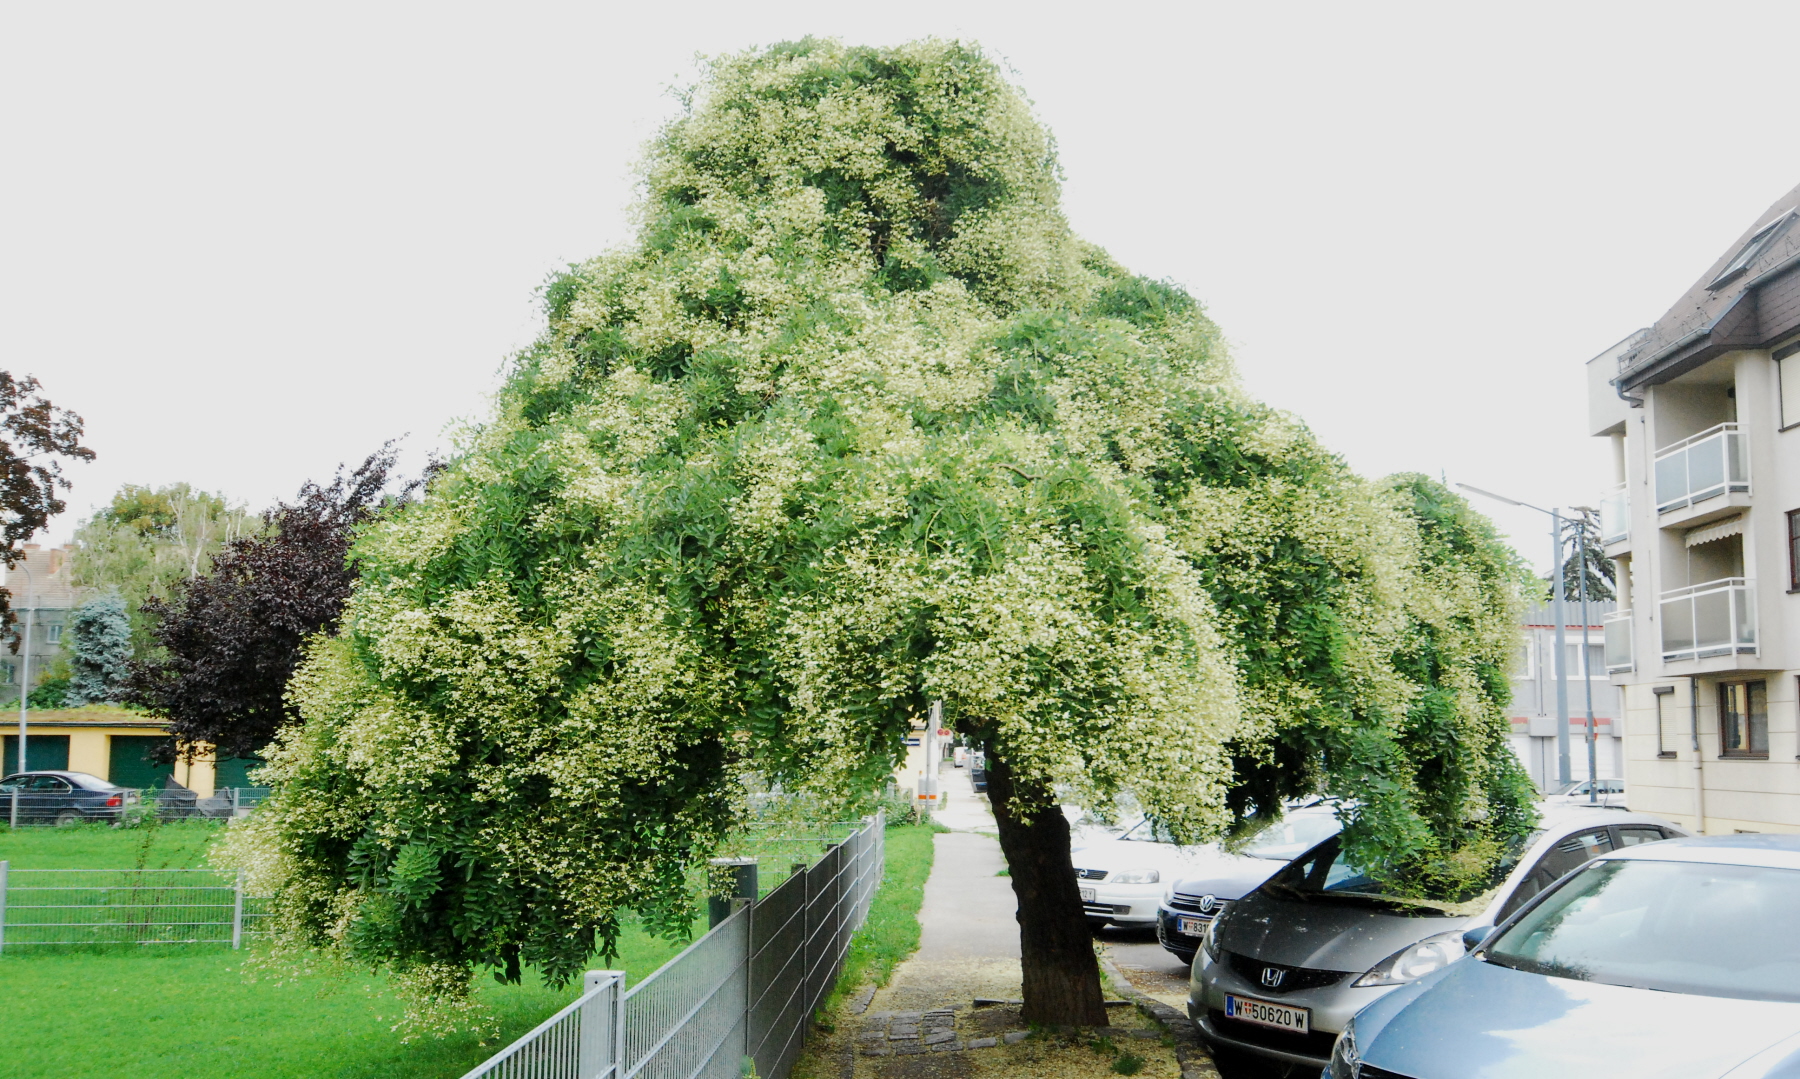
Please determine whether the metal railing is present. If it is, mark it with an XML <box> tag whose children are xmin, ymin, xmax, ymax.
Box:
<box><xmin>1599</xmin><ymin>483</ymin><xmax>1629</xmax><ymax>546</ymax></box>
<box><xmin>461</xmin><ymin>812</ymin><xmax>884</xmax><ymax>1079</ymax></box>
<box><xmin>1603</xmin><ymin>609</ymin><xmax>1633</xmax><ymax>673</ymax></box>
<box><xmin>0</xmin><ymin>865</ymin><xmax>270</xmax><ymax>950</ymax></box>
<box><xmin>1654</xmin><ymin>423</ymin><xmax>1748</xmax><ymax>513</ymax></box>
<box><xmin>1660</xmin><ymin>577</ymin><xmax>1757</xmax><ymax>662</ymax></box>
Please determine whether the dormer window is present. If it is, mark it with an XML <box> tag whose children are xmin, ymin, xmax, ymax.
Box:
<box><xmin>1708</xmin><ymin>209</ymin><xmax>1797</xmax><ymax>290</ymax></box>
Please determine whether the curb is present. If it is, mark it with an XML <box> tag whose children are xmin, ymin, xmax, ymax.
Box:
<box><xmin>1099</xmin><ymin>956</ymin><xmax>1220</xmax><ymax>1079</ymax></box>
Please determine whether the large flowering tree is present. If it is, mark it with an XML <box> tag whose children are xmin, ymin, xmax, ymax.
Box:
<box><xmin>228</xmin><ymin>39</ymin><xmax>1534</xmax><ymax>1026</ymax></box>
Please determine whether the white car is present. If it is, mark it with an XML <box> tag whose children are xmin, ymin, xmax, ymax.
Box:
<box><xmin>1542</xmin><ymin>777</ymin><xmax>1627</xmax><ymax>808</ymax></box>
<box><xmin>1073</xmin><ymin>817</ymin><xmax>1257</xmax><ymax>928</ymax></box>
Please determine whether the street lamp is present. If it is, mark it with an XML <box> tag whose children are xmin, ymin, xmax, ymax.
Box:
<box><xmin>1455</xmin><ymin>484</ymin><xmax>1577</xmax><ymax>790</ymax></box>
<box><xmin>11</xmin><ymin>563</ymin><xmax>30</xmax><ymax>776</ymax></box>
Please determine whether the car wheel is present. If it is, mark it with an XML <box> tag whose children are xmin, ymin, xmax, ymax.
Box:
<box><xmin>54</xmin><ymin>810</ymin><xmax>83</xmax><ymax>827</ymax></box>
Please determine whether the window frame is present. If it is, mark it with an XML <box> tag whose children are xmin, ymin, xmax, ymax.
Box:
<box><xmin>1719</xmin><ymin>679</ymin><xmax>1770</xmax><ymax>759</ymax></box>
<box><xmin>1654</xmin><ymin>685</ymin><xmax>1677</xmax><ymax>758</ymax></box>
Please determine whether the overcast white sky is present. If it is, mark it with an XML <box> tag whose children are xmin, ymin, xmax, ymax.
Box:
<box><xmin>6</xmin><ymin>1</ymin><xmax>1800</xmax><ymax>571</ymax></box>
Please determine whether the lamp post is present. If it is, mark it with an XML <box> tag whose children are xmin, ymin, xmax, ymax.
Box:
<box><xmin>12</xmin><ymin>564</ymin><xmax>30</xmax><ymax>776</ymax></box>
<box><xmin>1456</xmin><ymin>484</ymin><xmax>1573</xmax><ymax>787</ymax></box>
<box><xmin>1572</xmin><ymin>507</ymin><xmax>1601</xmax><ymax>805</ymax></box>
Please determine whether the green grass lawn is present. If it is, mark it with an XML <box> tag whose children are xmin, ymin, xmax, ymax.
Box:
<box><xmin>0</xmin><ymin>818</ymin><xmax>222</xmax><ymax>870</ymax></box>
<box><xmin>0</xmin><ymin>818</ymin><xmax>908</xmax><ymax>1078</ymax></box>
<box><xmin>824</xmin><ymin>820</ymin><xmax>941</xmax><ymax>1008</ymax></box>
<box><xmin>0</xmin><ymin>821</ymin><xmax>717</xmax><ymax>1078</ymax></box>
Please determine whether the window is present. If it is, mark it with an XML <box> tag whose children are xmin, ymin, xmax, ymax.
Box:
<box><xmin>1563</xmin><ymin>641</ymin><xmax>1604</xmax><ymax>678</ymax></box>
<box><xmin>1515</xmin><ymin>639</ymin><xmax>1534</xmax><ymax>679</ymax></box>
<box><xmin>44</xmin><ymin>623</ymin><xmax>60</xmax><ymax>644</ymax></box>
<box><xmin>1790</xmin><ymin>510</ymin><xmax>1800</xmax><ymax>589</ymax></box>
<box><xmin>1781</xmin><ymin>343</ymin><xmax>1800</xmax><ymax>431</ymax></box>
<box><xmin>1654</xmin><ymin>685</ymin><xmax>1677</xmax><ymax>758</ymax></box>
<box><xmin>1720</xmin><ymin>680</ymin><xmax>1769</xmax><ymax>757</ymax></box>
<box><xmin>1617</xmin><ymin>826</ymin><xmax>1671</xmax><ymax>846</ymax></box>
<box><xmin>0</xmin><ymin>661</ymin><xmax>16</xmax><ymax>685</ymax></box>
<box><xmin>1709</xmin><ymin>211</ymin><xmax>1796</xmax><ymax>290</ymax></box>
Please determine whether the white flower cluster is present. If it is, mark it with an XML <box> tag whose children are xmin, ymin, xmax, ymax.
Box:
<box><xmin>229</xmin><ymin>38</ymin><xmax>1528</xmax><ymax>1004</ymax></box>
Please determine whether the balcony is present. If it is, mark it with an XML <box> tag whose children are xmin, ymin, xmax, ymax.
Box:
<box><xmin>1599</xmin><ymin>483</ymin><xmax>1629</xmax><ymax>547</ymax></box>
<box><xmin>1603</xmin><ymin>609</ymin><xmax>1633</xmax><ymax>674</ymax></box>
<box><xmin>1654</xmin><ymin>423</ymin><xmax>1748</xmax><ymax>514</ymax></box>
<box><xmin>1659</xmin><ymin>577</ymin><xmax>1756</xmax><ymax>663</ymax></box>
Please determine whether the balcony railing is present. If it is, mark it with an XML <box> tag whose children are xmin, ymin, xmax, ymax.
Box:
<box><xmin>1660</xmin><ymin>577</ymin><xmax>1756</xmax><ymax>662</ymax></box>
<box><xmin>1599</xmin><ymin>483</ymin><xmax>1629</xmax><ymax>546</ymax></box>
<box><xmin>1654</xmin><ymin>423</ymin><xmax>1748</xmax><ymax>514</ymax></box>
<box><xmin>1603</xmin><ymin>609</ymin><xmax>1633</xmax><ymax>673</ymax></box>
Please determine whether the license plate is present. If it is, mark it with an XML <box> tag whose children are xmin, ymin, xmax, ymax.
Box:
<box><xmin>1224</xmin><ymin>994</ymin><xmax>1309</xmax><ymax>1034</ymax></box>
<box><xmin>1080</xmin><ymin>888</ymin><xmax>1096</xmax><ymax>903</ymax></box>
<box><xmin>1176</xmin><ymin>916</ymin><xmax>1207</xmax><ymax>936</ymax></box>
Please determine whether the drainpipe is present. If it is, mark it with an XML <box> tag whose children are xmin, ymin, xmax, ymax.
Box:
<box><xmin>1689</xmin><ymin>675</ymin><xmax>1705</xmax><ymax>834</ymax></box>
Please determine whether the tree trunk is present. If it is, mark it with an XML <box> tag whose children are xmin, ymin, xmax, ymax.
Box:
<box><xmin>985</xmin><ymin>752</ymin><xmax>1109</xmax><ymax>1027</ymax></box>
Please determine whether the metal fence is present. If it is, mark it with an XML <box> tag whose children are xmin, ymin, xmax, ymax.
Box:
<box><xmin>462</xmin><ymin>812</ymin><xmax>884</xmax><ymax>1079</ymax></box>
<box><xmin>3</xmin><ymin>786</ymin><xmax>272</xmax><ymax>827</ymax></box>
<box><xmin>0</xmin><ymin>865</ymin><xmax>271</xmax><ymax>949</ymax></box>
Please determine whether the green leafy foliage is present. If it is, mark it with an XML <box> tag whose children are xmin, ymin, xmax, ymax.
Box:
<box><xmin>70</xmin><ymin>483</ymin><xmax>261</xmax><ymax>661</ymax></box>
<box><xmin>229</xmin><ymin>38</ymin><xmax>1534</xmax><ymax>1014</ymax></box>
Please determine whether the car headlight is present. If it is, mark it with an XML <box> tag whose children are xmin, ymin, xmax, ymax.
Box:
<box><xmin>1110</xmin><ymin>868</ymin><xmax>1160</xmax><ymax>885</ymax></box>
<box><xmin>1201</xmin><ymin>916</ymin><xmax>1223</xmax><ymax>962</ymax></box>
<box><xmin>1329</xmin><ymin>1016</ymin><xmax>1360</xmax><ymax>1078</ymax></box>
<box><xmin>1352</xmin><ymin>930</ymin><xmax>1465</xmax><ymax>987</ymax></box>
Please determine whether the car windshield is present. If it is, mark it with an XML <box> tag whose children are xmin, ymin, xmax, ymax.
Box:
<box><xmin>1485</xmin><ymin>857</ymin><xmax>1800</xmax><ymax>1002</ymax></box>
<box><xmin>1242</xmin><ymin>814</ymin><xmax>1342</xmax><ymax>861</ymax></box>
<box><xmin>1264</xmin><ymin>834</ymin><xmax>1525</xmax><ymax>912</ymax></box>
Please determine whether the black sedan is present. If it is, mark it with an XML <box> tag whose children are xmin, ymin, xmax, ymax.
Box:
<box><xmin>0</xmin><ymin>771</ymin><xmax>139</xmax><ymax>825</ymax></box>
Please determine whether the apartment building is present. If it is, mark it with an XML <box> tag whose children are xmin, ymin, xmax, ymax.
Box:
<box><xmin>1591</xmin><ymin>181</ymin><xmax>1800</xmax><ymax>834</ymax></box>
<box><xmin>0</xmin><ymin>543</ymin><xmax>77</xmax><ymax>705</ymax></box>
<box><xmin>1508</xmin><ymin>603</ymin><xmax>1620</xmax><ymax>789</ymax></box>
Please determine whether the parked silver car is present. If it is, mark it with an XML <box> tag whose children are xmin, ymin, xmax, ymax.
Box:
<box><xmin>1331</xmin><ymin>834</ymin><xmax>1800</xmax><ymax>1079</ymax></box>
<box><xmin>1189</xmin><ymin>807</ymin><xmax>1689</xmax><ymax>1071</ymax></box>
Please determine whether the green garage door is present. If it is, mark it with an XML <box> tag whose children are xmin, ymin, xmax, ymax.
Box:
<box><xmin>213</xmin><ymin>756</ymin><xmax>265</xmax><ymax>789</ymax></box>
<box><xmin>4</xmin><ymin>735</ymin><xmax>69</xmax><ymax>775</ymax></box>
<box><xmin>108</xmin><ymin>736</ymin><xmax>174</xmax><ymax>790</ymax></box>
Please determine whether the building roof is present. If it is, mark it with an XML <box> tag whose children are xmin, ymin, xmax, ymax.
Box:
<box><xmin>1616</xmin><ymin>180</ymin><xmax>1800</xmax><ymax>394</ymax></box>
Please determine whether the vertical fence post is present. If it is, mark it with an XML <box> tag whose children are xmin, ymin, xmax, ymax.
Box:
<box><xmin>231</xmin><ymin>869</ymin><xmax>244</xmax><ymax>949</ymax></box>
<box><xmin>230</xmin><ymin>787</ymin><xmax>239</xmax><ymax>816</ymax></box>
<box><xmin>8</xmin><ymin>789</ymin><xmax>15</xmax><ymax>829</ymax></box>
<box><xmin>580</xmin><ymin>970</ymin><xmax>625</xmax><ymax>1078</ymax></box>
<box><xmin>0</xmin><ymin>859</ymin><xmax>8</xmax><ymax>955</ymax></box>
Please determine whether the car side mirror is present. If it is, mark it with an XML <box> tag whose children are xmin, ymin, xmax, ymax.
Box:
<box><xmin>1461</xmin><ymin>925</ymin><xmax>1494</xmax><ymax>951</ymax></box>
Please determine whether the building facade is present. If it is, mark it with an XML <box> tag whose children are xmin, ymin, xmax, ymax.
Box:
<box><xmin>1508</xmin><ymin>603</ymin><xmax>1621</xmax><ymax>789</ymax></box>
<box><xmin>1592</xmin><ymin>181</ymin><xmax>1800</xmax><ymax>835</ymax></box>
<box><xmin>0</xmin><ymin>543</ymin><xmax>77</xmax><ymax>705</ymax></box>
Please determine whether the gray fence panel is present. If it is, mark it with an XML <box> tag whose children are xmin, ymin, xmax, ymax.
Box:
<box><xmin>622</xmin><ymin>906</ymin><xmax>751</xmax><ymax>1079</ymax></box>
<box><xmin>459</xmin><ymin>812</ymin><xmax>883</xmax><ymax>1079</ymax></box>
